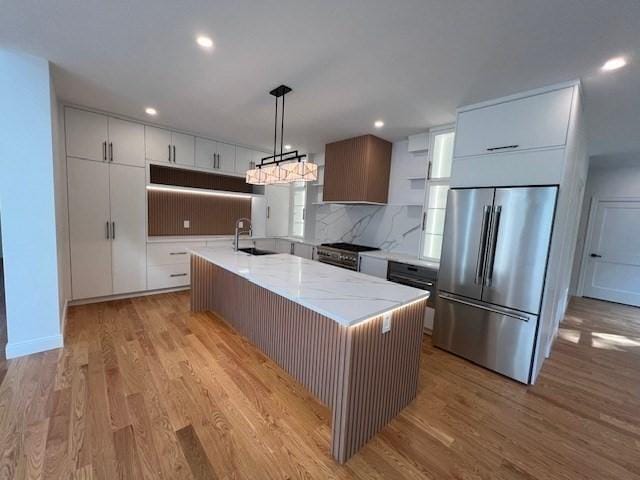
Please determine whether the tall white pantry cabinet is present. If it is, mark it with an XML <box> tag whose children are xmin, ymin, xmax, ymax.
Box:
<box><xmin>65</xmin><ymin>107</ymin><xmax>147</xmax><ymax>300</ymax></box>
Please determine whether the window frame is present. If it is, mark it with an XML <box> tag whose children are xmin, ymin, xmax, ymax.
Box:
<box><xmin>419</xmin><ymin>124</ymin><xmax>455</xmax><ymax>262</ymax></box>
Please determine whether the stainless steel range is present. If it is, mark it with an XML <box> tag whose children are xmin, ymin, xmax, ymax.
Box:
<box><xmin>316</xmin><ymin>243</ymin><xmax>379</xmax><ymax>271</ymax></box>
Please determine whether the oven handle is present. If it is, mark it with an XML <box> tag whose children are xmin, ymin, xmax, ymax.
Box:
<box><xmin>317</xmin><ymin>256</ymin><xmax>357</xmax><ymax>270</ymax></box>
<box><xmin>387</xmin><ymin>274</ymin><xmax>434</xmax><ymax>289</ymax></box>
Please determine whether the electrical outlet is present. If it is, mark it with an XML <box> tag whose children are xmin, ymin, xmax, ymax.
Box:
<box><xmin>382</xmin><ymin>312</ymin><xmax>392</xmax><ymax>334</ymax></box>
<box><xmin>183</xmin><ymin>220</ymin><xmax>190</xmax><ymax>229</ymax></box>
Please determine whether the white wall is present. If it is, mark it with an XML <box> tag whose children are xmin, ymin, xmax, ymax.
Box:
<box><xmin>0</xmin><ymin>50</ymin><xmax>63</xmax><ymax>357</ymax></box>
<box><xmin>570</xmin><ymin>159</ymin><xmax>640</xmax><ymax>294</ymax></box>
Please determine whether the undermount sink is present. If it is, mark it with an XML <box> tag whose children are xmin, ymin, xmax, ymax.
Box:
<box><xmin>237</xmin><ymin>247</ymin><xmax>277</xmax><ymax>256</ymax></box>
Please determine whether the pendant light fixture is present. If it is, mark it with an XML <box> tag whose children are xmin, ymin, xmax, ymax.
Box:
<box><xmin>245</xmin><ymin>85</ymin><xmax>318</xmax><ymax>185</ymax></box>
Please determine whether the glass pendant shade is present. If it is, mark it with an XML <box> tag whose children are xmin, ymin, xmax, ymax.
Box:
<box><xmin>280</xmin><ymin>161</ymin><xmax>318</xmax><ymax>182</ymax></box>
<box><xmin>245</xmin><ymin>167</ymin><xmax>268</xmax><ymax>185</ymax></box>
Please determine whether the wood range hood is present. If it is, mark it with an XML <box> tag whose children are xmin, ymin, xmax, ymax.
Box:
<box><xmin>322</xmin><ymin>134</ymin><xmax>392</xmax><ymax>204</ymax></box>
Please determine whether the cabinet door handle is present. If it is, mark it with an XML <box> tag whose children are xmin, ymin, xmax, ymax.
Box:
<box><xmin>109</xmin><ymin>142</ymin><xmax>113</xmax><ymax>162</ymax></box>
<box><xmin>106</xmin><ymin>221</ymin><xmax>110</xmax><ymax>239</ymax></box>
<box><xmin>168</xmin><ymin>145</ymin><xmax>172</xmax><ymax>162</ymax></box>
<box><xmin>421</xmin><ymin>212</ymin><xmax>427</xmax><ymax>231</ymax></box>
<box><xmin>173</xmin><ymin>145</ymin><xmax>176</xmax><ymax>163</ymax></box>
<box><xmin>486</xmin><ymin>144</ymin><xmax>519</xmax><ymax>152</ymax></box>
<box><xmin>111</xmin><ymin>221</ymin><xmax>116</xmax><ymax>240</ymax></box>
<box><xmin>103</xmin><ymin>141</ymin><xmax>107</xmax><ymax>161</ymax></box>
<box><xmin>267</xmin><ymin>206</ymin><xmax>271</xmax><ymax>219</ymax></box>
<box><xmin>170</xmin><ymin>273</ymin><xmax>187</xmax><ymax>278</ymax></box>
<box><xmin>426</xmin><ymin>161</ymin><xmax>432</xmax><ymax>180</ymax></box>
<box><xmin>590</xmin><ymin>253</ymin><xmax>602</xmax><ymax>258</ymax></box>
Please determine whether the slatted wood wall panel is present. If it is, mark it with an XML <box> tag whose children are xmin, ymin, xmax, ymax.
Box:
<box><xmin>150</xmin><ymin>164</ymin><xmax>253</xmax><ymax>193</ymax></box>
<box><xmin>190</xmin><ymin>255</ymin><xmax>426</xmax><ymax>463</ymax></box>
<box><xmin>148</xmin><ymin>190</ymin><xmax>251</xmax><ymax>236</ymax></box>
<box><xmin>364</xmin><ymin>135</ymin><xmax>393</xmax><ymax>203</ymax></box>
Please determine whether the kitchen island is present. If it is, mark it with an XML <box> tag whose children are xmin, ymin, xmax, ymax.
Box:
<box><xmin>190</xmin><ymin>246</ymin><xmax>428</xmax><ymax>463</ymax></box>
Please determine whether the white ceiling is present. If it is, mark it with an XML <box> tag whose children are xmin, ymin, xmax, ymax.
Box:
<box><xmin>1</xmin><ymin>0</ymin><xmax>639</xmax><ymax>157</ymax></box>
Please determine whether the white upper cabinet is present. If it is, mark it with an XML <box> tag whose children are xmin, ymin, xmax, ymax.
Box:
<box><xmin>196</xmin><ymin>138</ymin><xmax>236</xmax><ymax>174</ymax></box>
<box><xmin>195</xmin><ymin>137</ymin><xmax>216</xmax><ymax>169</ymax></box>
<box><xmin>236</xmin><ymin>147</ymin><xmax>266</xmax><ymax>175</ymax></box>
<box><xmin>172</xmin><ymin>131</ymin><xmax>195</xmax><ymax>167</ymax></box>
<box><xmin>145</xmin><ymin>127</ymin><xmax>195</xmax><ymax>166</ymax></box>
<box><xmin>453</xmin><ymin>87</ymin><xmax>574</xmax><ymax>158</ymax></box>
<box><xmin>66</xmin><ymin>108</ymin><xmax>145</xmax><ymax>167</ymax></box>
<box><xmin>217</xmin><ymin>141</ymin><xmax>236</xmax><ymax>173</ymax></box>
<box><xmin>235</xmin><ymin>146</ymin><xmax>253</xmax><ymax>175</ymax></box>
<box><xmin>145</xmin><ymin>126</ymin><xmax>172</xmax><ymax>163</ymax></box>
<box><xmin>65</xmin><ymin>108</ymin><xmax>108</xmax><ymax>161</ymax></box>
<box><xmin>108</xmin><ymin>117</ymin><xmax>145</xmax><ymax>167</ymax></box>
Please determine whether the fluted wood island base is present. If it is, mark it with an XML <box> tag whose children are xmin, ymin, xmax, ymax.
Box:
<box><xmin>190</xmin><ymin>254</ymin><xmax>427</xmax><ymax>463</ymax></box>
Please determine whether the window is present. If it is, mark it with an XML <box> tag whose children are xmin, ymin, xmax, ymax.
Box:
<box><xmin>420</xmin><ymin>126</ymin><xmax>455</xmax><ymax>261</ymax></box>
<box><xmin>289</xmin><ymin>181</ymin><xmax>306</xmax><ymax>238</ymax></box>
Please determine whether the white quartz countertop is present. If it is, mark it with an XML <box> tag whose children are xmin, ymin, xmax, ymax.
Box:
<box><xmin>359</xmin><ymin>250</ymin><xmax>440</xmax><ymax>270</ymax></box>
<box><xmin>190</xmin><ymin>246</ymin><xmax>429</xmax><ymax>327</ymax></box>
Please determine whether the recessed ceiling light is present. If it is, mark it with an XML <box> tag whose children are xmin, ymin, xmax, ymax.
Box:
<box><xmin>196</xmin><ymin>35</ymin><xmax>214</xmax><ymax>49</ymax></box>
<box><xmin>284</xmin><ymin>144</ymin><xmax>292</xmax><ymax>150</ymax></box>
<box><xmin>145</xmin><ymin>107</ymin><xmax>157</xmax><ymax>116</ymax></box>
<box><xmin>374</xmin><ymin>120</ymin><xmax>384</xmax><ymax>128</ymax></box>
<box><xmin>601</xmin><ymin>57</ymin><xmax>627</xmax><ymax>72</ymax></box>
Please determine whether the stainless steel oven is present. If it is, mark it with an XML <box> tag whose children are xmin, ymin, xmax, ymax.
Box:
<box><xmin>316</xmin><ymin>243</ymin><xmax>379</xmax><ymax>271</ymax></box>
<box><xmin>387</xmin><ymin>261</ymin><xmax>438</xmax><ymax>309</ymax></box>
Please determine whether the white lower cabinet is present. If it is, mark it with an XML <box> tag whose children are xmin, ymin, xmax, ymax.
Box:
<box><xmin>146</xmin><ymin>241</ymin><xmax>205</xmax><ymax>289</ymax></box>
<box><xmin>68</xmin><ymin>158</ymin><xmax>147</xmax><ymax>300</ymax></box>
<box><xmin>147</xmin><ymin>264</ymin><xmax>191</xmax><ymax>290</ymax></box>
<box><xmin>358</xmin><ymin>255</ymin><xmax>388</xmax><ymax>279</ymax></box>
<box><xmin>292</xmin><ymin>242</ymin><xmax>314</xmax><ymax>259</ymax></box>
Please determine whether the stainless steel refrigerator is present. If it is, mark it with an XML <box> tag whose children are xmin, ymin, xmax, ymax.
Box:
<box><xmin>433</xmin><ymin>186</ymin><xmax>557</xmax><ymax>383</ymax></box>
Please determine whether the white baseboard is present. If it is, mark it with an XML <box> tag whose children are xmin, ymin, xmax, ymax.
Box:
<box><xmin>68</xmin><ymin>286</ymin><xmax>190</xmax><ymax>306</ymax></box>
<box><xmin>6</xmin><ymin>334</ymin><xmax>64</xmax><ymax>359</ymax></box>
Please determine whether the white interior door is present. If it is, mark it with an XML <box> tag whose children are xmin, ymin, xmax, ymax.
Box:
<box><xmin>582</xmin><ymin>199</ymin><xmax>640</xmax><ymax>307</ymax></box>
<box><xmin>109</xmin><ymin>164</ymin><xmax>147</xmax><ymax>294</ymax></box>
<box><xmin>67</xmin><ymin>158</ymin><xmax>112</xmax><ymax>299</ymax></box>
<box><xmin>108</xmin><ymin>117</ymin><xmax>145</xmax><ymax>167</ymax></box>
<box><xmin>65</xmin><ymin>108</ymin><xmax>108</xmax><ymax>162</ymax></box>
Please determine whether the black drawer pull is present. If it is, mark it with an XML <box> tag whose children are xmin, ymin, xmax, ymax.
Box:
<box><xmin>169</xmin><ymin>252</ymin><xmax>187</xmax><ymax>255</ymax></box>
<box><xmin>170</xmin><ymin>273</ymin><xmax>187</xmax><ymax>277</ymax></box>
<box><xmin>486</xmin><ymin>144</ymin><xmax>519</xmax><ymax>151</ymax></box>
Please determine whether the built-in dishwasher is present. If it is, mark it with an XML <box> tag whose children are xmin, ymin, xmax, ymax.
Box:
<box><xmin>387</xmin><ymin>261</ymin><xmax>438</xmax><ymax>332</ymax></box>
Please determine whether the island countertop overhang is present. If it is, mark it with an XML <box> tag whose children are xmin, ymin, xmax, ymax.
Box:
<box><xmin>189</xmin><ymin>246</ymin><xmax>429</xmax><ymax>327</ymax></box>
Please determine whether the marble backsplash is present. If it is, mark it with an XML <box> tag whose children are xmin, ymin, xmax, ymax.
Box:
<box><xmin>313</xmin><ymin>203</ymin><xmax>422</xmax><ymax>254</ymax></box>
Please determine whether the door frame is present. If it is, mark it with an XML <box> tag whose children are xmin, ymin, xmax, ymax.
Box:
<box><xmin>577</xmin><ymin>195</ymin><xmax>640</xmax><ymax>298</ymax></box>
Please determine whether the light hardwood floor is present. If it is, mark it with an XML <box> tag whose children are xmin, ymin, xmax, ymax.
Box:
<box><xmin>0</xmin><ymin>293</ymin><xmax>638</xmax><ymax>479</ymax></box>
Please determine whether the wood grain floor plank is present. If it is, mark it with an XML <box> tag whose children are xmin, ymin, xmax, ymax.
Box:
<box><xmin>175</xmin><ymin>424</ymin><xmax>218</xmax><ymax>480</ymax></box>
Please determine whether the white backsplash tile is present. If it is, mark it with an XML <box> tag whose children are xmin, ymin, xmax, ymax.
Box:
<box><xmin>314</xmin><ymin>203</ymin><xmax>422</xmax><ymax>255</ymax></box>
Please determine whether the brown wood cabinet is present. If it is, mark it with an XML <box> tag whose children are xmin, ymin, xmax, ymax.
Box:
<box><xmin>323</xmin><ymin>134</ymin><xmax>392</xmax><ymax>204</ymax></box>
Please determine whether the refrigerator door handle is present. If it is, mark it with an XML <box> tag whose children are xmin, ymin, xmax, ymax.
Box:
<box><xmin>484</xmin><ymin>205</ymin><xmax>502</xmax><ymax>286</ymax></box>
<box><xmin>439</xmin><ymin>293</ymin><xmax>529</xmax><ymax>322</ymax></box>
<box><xmin>475</xmin><ymin>205</ymin><xmax>492</xmax><ymax>284</ymax></box>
